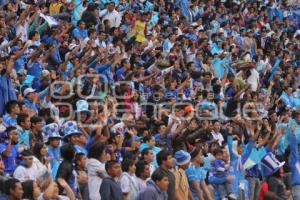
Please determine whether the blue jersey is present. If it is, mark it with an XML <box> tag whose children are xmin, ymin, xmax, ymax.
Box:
<box><xmin>48</xmin><ymin>146</ymin><xmax>61</xmax><ymax>178</ymax></box>
<box><xmin>3</xmin><ymin>113</ymin><xmax>17</xmax><ymax>127</ymax></box>
<box><xmin>74</xmin><ymin>145</ymin><xmax>88</xmax><ymax>155</ymax></box>
<box><xmin>0</xmin><ymin>143</ymin><xmax>19</xmax><ymax>175</ymax></box>
<box><xmin>186</xmin><ymin>163</ymin><xmax>206</xmax><ymax>200</ymax></box>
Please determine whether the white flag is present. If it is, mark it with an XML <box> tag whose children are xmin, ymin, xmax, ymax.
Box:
<box><xmin>39</xmin><ymin>13</ymin><xmax>59</xmax><ymax>27</ymax></box>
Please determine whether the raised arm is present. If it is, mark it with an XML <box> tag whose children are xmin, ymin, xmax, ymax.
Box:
<box><xmin>233</xmin><ymin>84</ymin><xmax>250</xmax><ymax>101</ymax></box>
<box><xmin>256</xmin><ymin>121</ymin><xmax>270</xmax><ymax>148</ymax></box>
<box><xmin>221</xmin><ymin>68</ymin><xmax>228</xmax><ymax>89</ymax></box>
<box><xmin>171</xmin><ymin>121</ymin><xmax>185</xmax><ymax>140</ymax></box>
<box><xmin>241</xmin><ymin>139</ymin><xmax>254</xmax><ymax>164</ymax></box>
<box><xmin>232</xmin><ymin>62</ymin><xmax>255</xmax><ymax>70</ymax></box>
<box><xmin>288</xmin><ymin>125</ymin><xmax>298</xmax><ymax>166</ymax></box>
<box><xmin>57</xmin><ymin>178</ymin><xmax>75</xmax><ymax>200</ymax></box>
<box><xmin>241</xmin><ymin>122</ymin><xmax>255</xmax><ymax>164</ymax></box>
<box><xmin>1</xmin><ymin>139</ymin><xmax>12</xmax><ymax>157</ymax></box>
<box><xmin>135</xmin><ymin>71</ymin><xmax>158</xmax><ymax>83</ymax></box>
<box><xmin>267</xmin><ymin>128</ymin><xmax>284</xmax><ymax>151</ymax></box>
<box><xmin>227</xmin><ymin>125</ymin><xmax>238</xmax><ymax>161</ymax></box>
<box><xmin>163</xmin><ymin>116</ymin><xmax>176</xmax><ymax>137</ymax></box>
<box><xmin>263</xmin><ymin>81</ymin><xmax>274</xmax><ymax>105</ymax></box>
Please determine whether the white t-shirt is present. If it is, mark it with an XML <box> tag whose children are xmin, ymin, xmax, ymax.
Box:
<box><xmin>37</xmin><ymin>194</ymin><xmax>70</xmax><ymax>200</ymax></box>
<box><xmin>32</xmin><ymin>157</ymin><xmax>52</xmax><ymax>179</ymax></box>
<box><xmin>168</xmin><ymin>115</ymin><xmax>181</xmax><ymax>134</ymax></box>
<box><xmin>16</xmin><ymin>21</ymin><xmax>29</xmax><ymax>42</ymax></box>
<box><xmin>135</xmin><ymin>177</ymin><xmax>147</xmax><ymax>192</ymax></box>
<box><xmin>247</xmin><ymin>68</ymin><xmax>259</xmax><ymax>92</ymax></box>
<box><xmin>211</xmin><ymin>130</ymin><xmax>224</xmax><ymax>146</ymax></box>
<box><xmin>111</xmin><ymin>122</ymin><xmax>125</xmax><ymax>135</ymax></box>
<box><xmin>120</xmin><ymin>172</ymin><xmax>139</xmax><ymax>200</ymax></box>
<box><xmin>101</xmin><ymin>9</ymin><xmax>122</xmax><ymax>27</ymax></box>
<box><xmin>13</xmin><ymin>165</ymin><xmax>36</xmax><ymax>182</ymax></box>
<box><xmin>87</xmin><ymin>158</ymin><xmax>106</xmax><ymax>200</ymax></box>
<box><xmin>95</xmin><ymin>39</ymin><xmax>107</xmax><ymax>49</ymax></box>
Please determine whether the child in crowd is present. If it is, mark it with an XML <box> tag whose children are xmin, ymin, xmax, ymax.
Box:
<box><xmin>44</xmin><ymin>123</ymin><xmax>61</xmax><ymax>179</ymax></box>
<box><xmin>74</xmin><ymin>152</ymin><xmax>88</xmax><ymax>200</ymax></box>
<box><xmin>211</xmin><ymin>148</ymin><xmax>237</xmax><ymax>200</ymax></box>
<box><xmin>120</xmin><ymin>159</ymin><xmax>138</xmax><ymax>200</ymax></box>
<box><xmin>100</xmin><ymin>160</ymin><xmax>123</xmax><ymax>200</ymax></box>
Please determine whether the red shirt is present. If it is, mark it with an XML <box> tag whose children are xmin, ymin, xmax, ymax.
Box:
<box><xmin>258</xmin><ymin>181</ymin><xmax>269</xmax><ymax>200</ymax></box>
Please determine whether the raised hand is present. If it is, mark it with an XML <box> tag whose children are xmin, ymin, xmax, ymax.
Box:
<box><xmin>57</xmin><ymin>178</ymin><xmax>68</xmax><ymax>188</ymax></box>
<box><xmin>291</xmin><ymin>124</ymin><xmax>297</xmax><ymax>134</ymax></box>
<box><xmin>226</xmin><ymin>123</ymin><xmax>233</xmax><ymax>135</ymax></box>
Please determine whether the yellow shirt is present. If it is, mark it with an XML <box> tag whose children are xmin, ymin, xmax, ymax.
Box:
<box><xmin>173</xmin><ymin>167</ymin><xmax>190</xmax><ymax>200</ymax></box>
<box><xmin>49</xmin><ymin>3</ymin><xmax>62</xmax><ymax>16</ymax></box>
<box><xmin>131</xmin><ymin>20</ymin><xmax>146</xmax><ymax>43</ymax></box>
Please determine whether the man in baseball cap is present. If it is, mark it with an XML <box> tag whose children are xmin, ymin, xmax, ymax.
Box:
<box><xmin>23</xmin><ymin>87</ymin><xmax>38</xmax><ymax>114</ymax></box>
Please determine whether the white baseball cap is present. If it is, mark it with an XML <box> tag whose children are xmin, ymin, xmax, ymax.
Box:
<box><xmin>42</xmin><ymin>70</ymin><xmax>50</xmax><ymax>77</ymax></box>
<box><xmin>23</xmin><ymin>88</ymin><xmax>36</xmax><ymax>97</ymax></box>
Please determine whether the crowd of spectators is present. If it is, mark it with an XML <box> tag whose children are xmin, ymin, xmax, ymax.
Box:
<box><xmin>0</xmin><ymin>0</ymin><xmax>300</xmax><ymax>199</ymax></box>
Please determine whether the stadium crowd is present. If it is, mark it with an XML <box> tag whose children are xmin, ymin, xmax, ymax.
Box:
<box><xmin>0</xmin><ymin>0</ymin><xmax>300</xmax><ymax>199</ymax></box>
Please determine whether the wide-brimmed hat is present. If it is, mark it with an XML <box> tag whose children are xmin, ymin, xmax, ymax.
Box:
<box><xmin>61</xmin><ymin>121</ymin><xmax>83</xmax><ymax>138</ymax></box>
<box><xmin>43</xmin><ymin>123</ymin><xmax>61</xmax><ymax>142</ymax></box>
<box><xmin>75</xmin><ymin>100</ymin><xmax>91</xmax><ymax>116</ymax></box>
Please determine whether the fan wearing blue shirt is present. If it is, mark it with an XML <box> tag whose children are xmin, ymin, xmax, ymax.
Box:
<box><xmin>154</xmin><ymin>124</ymin><xmax>172</xmax><ymax>150</ymax></box>
<box><xmin>288</xmin><ymin>113</ymin><xmax>300</xmax><ymax>200</ymax></box>
<box><xmin>186</xmin><ymin>147</ymin><xmax>213</xmax><ymax>200</ymax></box>
<box><xmin>44</xmin><ymin>122</ymin><xmax>62</xmax><ymax>179</ymax></box>
<box><xmin>0</xmin><ymin>62</ymin><xmax>17</xmax><ymax>116</ymax></box>
<box><xmin>140</xmin><ymin>135</ymin><xmax>161</xmax><ymax>168</ymax></box>
<box><xmin>72</xmin><ymin>20</ymin><xmax>88</xmax><ymax>40</ymax></box>
<box><xmin>23</xmin><ymin>88</ymin><xmax>39</xmax><ymax>114</ymax></box>
<box><xmin>226</xmin><ymin>125</ymin><xmax>254</xmax><ymax>199</ymax></box>
<box><xmin>185</xmin><ymin>26</ymin><xmax>198</xmax><ymax>41</ymax></box>
<box><xmin>115</xmin><ymin>59</ymin><xmax>131</xmax><ymax>81</ymax></box>
<box><xmin>0</xmin><ymin>126</ymin><xmax>20</xmax><ymax>175</ymax></box>
<box><xmin>16</xmin><ymin>113</ymin><xmax>31</xmax><ymax>151</ymax></box>
<box><xmin>73</xmin><ymin>134</ymin><xmax>88</xmax><ymax>155</ymax></box>
<box><xmin>3</xmin><ymin>100</ymin><xmax>20</xmax><ymax>127</ymax></box>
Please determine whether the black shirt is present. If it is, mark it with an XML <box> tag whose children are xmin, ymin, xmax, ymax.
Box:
<box><xmin>56</xmin><ymin>160</ymin><xmax>75</xmax><ymax>194</ymax></box>
<box><xmin>267</xmin><ymin>176</ymin><xmax>288</xmax><ymax>200</ymax></box>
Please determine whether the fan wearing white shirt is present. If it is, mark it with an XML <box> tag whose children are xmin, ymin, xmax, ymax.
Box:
<box><xmin>168</xmin><ymin>106</ymin><xmax>185</xmax><ymax>135</ymax></box>
<box><xmin>120</xmin><ymin>159</ymin><xmax>139</xmax><ymax>200</ymax></box>
<box><xmin>13</xmin><ymin>150</ymin><xmax>36</xmax><ymax>182</ymax></box>
<box><xmin>81</xmin><ymin>28</ymin><xmax>97</xmax><ymax>50</ymax></box>
<box><xmin>16</xmin><ymin>19</ymin><xmax>29</xmax><ymax>43</ymax></box>
<box><xmin>100</xmin><ymin>2</ymin><xmax>122</xmax><ymax>28</ymax></box>
<box><xmin>95</xmin><ymin>31</ymin><xmax>107</xmax><ymax>49</ymax></box>
<box><xmin>210</xmin><ymin>121</ymin><xmax>224</xmax><ymax>146</ymax></box>
<box><xmin>246</xmin><ymin>68</ymin><xmax>259</xmax><ymax>92</ymax></box>
<box><xmin>135</xmin><ymin>160</ymin><xmax>151</xmax><ymax>192</ymax></box>
<box><xmin>111</xmin><ymin>113</ymin><xmax>134</xmax><ymax>136</ymax></box>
